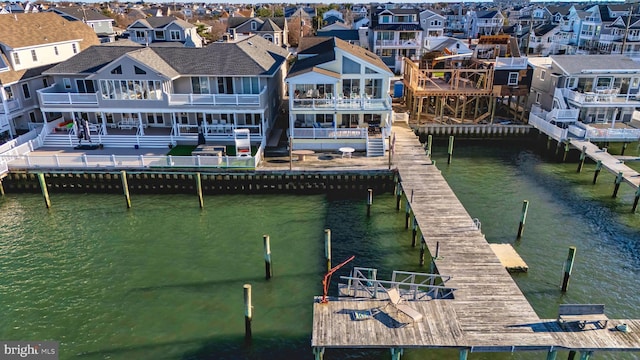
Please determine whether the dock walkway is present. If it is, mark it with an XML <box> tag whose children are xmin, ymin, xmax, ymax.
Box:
<box><xmin>570</xmin><ymin>139</ymin><xmax>640</xmax><ymax>189</ymax></box>
<box><xmin>312</xmin><ymin>124</ymin><xmax>640</xmax><ymax>359</ymax></box>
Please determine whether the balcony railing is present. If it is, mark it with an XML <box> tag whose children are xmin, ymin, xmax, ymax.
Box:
<box><xmin>561</xmin><ymin>88</ymin><xmax>640</xmax><ymax>105</ymax></box>
<box><xmin>494</xmin><ymin>57</ymin><xmax>528</xmax><ymax>70</ymax></box>
<box><xmin>375</xmin><ymin>39</ymin><xmax>420</xmax><ymax>47</ymax></box>
<box><xmin>167</xmin><ymin>87</ymin><xmax>267</xmax><ymax>107</ymax></box>
<box><xmin>38</xmin><ymin>90</ymin><xmax>99</xmax><ymax>105</ymax></box>
<box><xmin>291</xmin><ymin>96</ymin><xmax>392</xmax><ymax>111</ymax></box>
<box><xmin>0</xmin><ymin>99</ymin><xmax>21</xmax><ymax>114</ymax></box>
<box><xmin>291</xmin><ymin>127</ymin><xmax>367</xmax><ymax>139</ymax></box>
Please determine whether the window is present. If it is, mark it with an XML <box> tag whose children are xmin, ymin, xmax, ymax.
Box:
<box><xmin>217</xmin><ymin>77</ymin><xmax>233</xmax><ymax>94</ymax></box>
<box><xmin>134</xmin><ymin>66</ymin><xmax>146</xmax><ymax>75</ymax></box>
<box><xmin>42</xmin><ymin>78</ymin><xmax>49</xmax><ymax>88</ymax></box>
<box><xmin>535</xmin><ymin>92</ymin><xmax>541</xmax><ymax>104</ymax></box>
<box><xmin>155</xmin><ymin>30</ymin><xmax>165</xmax><ymax>40</ymax></box>
<box><xmin>241</xmin><ymin>77</ymin><xmax>259</xmax><ymax>94</ymax></box>
<box><xmin>54</xmin><ymin>46</ymin><xmax>59</xmax><ymax>56</ymax></box>
<box><xmin>72</xmin><ymin>43</ymin><xmax>77</xmax><ymax>54</ymax></box>
<box><xmin>364</xmin><ymin>78</ymin><xmax>382</xmax><ymax>98</ymax></box>
<box><xmin>251</xmin><ymin>21</ymin><xmax>257</xmax><ymax>30</ymax></box>
<box><xmin>111</xmin><ymin>66</ymin><xmax>122</xmax><ymax>75</ymax></box>
<box><xmin>170</xmin><ymin>30</ymin><xmax>181</xmax><ymax>40</ymax></box>
<box><xmin>192</xmin><ymin>77</ymin><xmax>211</xmax><ymax>94</ymax></box>
<box><xmin>12</xmin><ymin>52</ymin><xmax>19</xmax><ymax>65</ymax></box>
<box><xmin>381</xmin><ymin>49</ymin><xmax>393</xmax><ymax>57</ymax></box>
<box><xmin>342</xmin><ymin>57</ymin><xmax>361</xmax><ymax>74</ymax></box>
<box><xmin>135</xmin><ymin>30</ymin><xmax>146</xmax><ymax>39</ymax></box>
<box><xmin>76</xmin><ymin>80</ymin><xmax>95</xmax><ymax>93</ymax></box>
<box><xmin>31</xmin><ymin>50</ymin><xmax>37</xmax><ymax>62</ymax></box>
<box><xmin>540</xmin><ymin>70</ymin><xmax>546</xmax><ymax>81</ymax></box>
<box><xmin>632</xmin><ymin>78</ymin><xmax>640</xmax><ymax>88</ymax></box>
<box><xmin>29</xmin><ymin>111</ymin><xmax>36</xmax><ymax>122</ymax></box>
<box><xmin>342</xmin><ymin>79</ymin><xmax>360</xmax><ymax>97</ymax></box>
<box><xmin>4</xmin><ymin>86</ymin><xmax>14</xmax><ymax>100</ymax></box>
<box><xmin>22</xmin><ymin>83</ymin><xmax>30</xmax><ymax>99</ymax></box>
<box><xmin>63</xmin><ymin>78</ymin><xmax>71</xmax><ymax>89</ymax></box>
<box><xmin>508</xmin><ymin>72</ymin><xmax>519</xmax><ymax>86</ymax></box>
<box><xmin>380</xmin><ymin>15</ymin><xmax>391</xmax><ymax>23</ymax></box>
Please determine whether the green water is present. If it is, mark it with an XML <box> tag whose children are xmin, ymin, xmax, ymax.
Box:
<box><xmin>1</xmin><ymin>139</ymin><xmax>640</xmax><ymax>359</ymax></box>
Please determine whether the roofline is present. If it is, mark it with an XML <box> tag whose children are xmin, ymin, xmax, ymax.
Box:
<box><xmin>12</xmin><ymin>39</ymin><xmax>82</xmax><ymax>51</ymax></box>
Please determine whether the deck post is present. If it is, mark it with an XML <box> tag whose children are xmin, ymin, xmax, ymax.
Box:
<box><xmin>447</xmin><ymin>135</ymin><xmax>454</xmax><ymax>164</ymax></box>
<box><xmin>120</xmin><ymin>170</ymin><xmax>131</xmax><ymax>209</ymax></box>
<box><xmin>263</xmin><ymin>235</ymin><xmax>273</xmax><ymax>280</ymax></box>
<box><xmin>593</xmin><ymin>160</ymin><xmax>602</xmax><ymax>184</ymax></box>
<box><xmin>411</xmin><ymin>217</ymin><xmax>417</xmax><ymax>247</ymax></box>
<box><xmin>517</xmin><ymin>200</ymin><xmax>529</xmax><ymax>239</ymax></box>
<box><xmin>612</xmin><ymin>171</ymin><xmax>623</xmax><ymax>198</ymax></box>
<box><xmin>425</xmin><ymin>134</ymin><xmax>433</xmax><ymax>157</ymax></box>
<box><xmin>562</xmin><ymin>141</ymin><xmax>569</xmax><ymax>162</ymax></box>
<box><xmin>546</xmin><ymin>349</ymin><xmax>558</xmax><ymax>360</ymax></box>
<box><xmin>312</xmin><ymin>347</ymin><xmax>324</xmax><ymax>360</ymax></box>
<box><xmin>621</xmin><ymin>142</ymin><xmax>628</xmax><ymax>156</ymax></box>
<box><xmin>546</xmin><ymin>136</ymin><xmax>552</xmax><ymax>151</ymax></box>
<box><xmin>324</xmin><ymin>229</ymin><xmax>331</xmax><ymax>272</ymax></box>
<box><xmin>577</xmin><ymin>146</ymin><xmax>586</xmax><ymax>173</ymax></box>
<box><xmin>459</xmin><ymin>348</ymin><xmax>469</xmax><ymax>360</ymax></box>
<box><xmin>195</xmin><ymin>172</ymin><xmax>204</xmax><ymax>209</ymax></box>
<box><xmin>419</xmin><ymin>237</ymin><xmax>425</xmax><ymax>267</ymax></box>
<box><xmin>37</xmin><ymin>173</ymin><xmax>51</xmax><ymax>209</ymax></box>
<box><xmin>396</xmin><ymin>183</ymin><xmax>402</xmax><ymax>211</ymax></box>
<box><xmin>367</xmin><ymin>188</ymin><xmax>373</xmax><ymax>217</ymax></box>
<box><xmin>561</xmin><ymin>246</ymin><xmax>576</xmax><ymax>292</ymax></box>
<box><xmin>390</xmin><ymin>347</ymin><xmax>403</xmax><ymax>360</ymax></box>
<box><xmin>568</xmin><ymin>351</ymin><xmax>577</xmax><ymax>360</ymax></box>
<box><xmin>632</xmin><ymin>187</ymin><xmax>640</xmax><ymax>213</ymax></box>
<box><xmin>405</xmin><ymin>198</ymin><xmax>411</xmax><ymax>229</ymax></box>
<box><xmin>0</xmin><ymin>179</ymin><xmax>5</xmax><ymax>196</ymax></box>
<box><xmin>244</xmin><ymin>284</ymin><xmax>252</xmax><ymax>342</ymax></box>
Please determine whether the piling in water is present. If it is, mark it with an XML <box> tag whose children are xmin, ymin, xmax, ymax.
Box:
<box><xmin>263</xmin><ymin>235</ymin><xmax>272</xmax><ymax>280</ymax></box>
<box><xmin>517</xmin><ymin>200</ymin><xmax>529</xmax><ymax>239</ymax></box>
<box><xmin>411</xmin><ymin>217</ymin><xmax>417</xmax><ymax>247</ymax></box>
<box><xmin>447</xmin><ymin>135</ymin><xmax>454</xmax><ymax>164</ymax></box>
<box><xmin>324</xmin><ymin>229</ymin><xmax>331</xmax><ymax>272</ymax></box>
<box><xmin>577</xmin><ymin>146</ymin><xmax>586</xmax><ymax>173</ymax></box>
<box><xmin>120</xmin><ymin>170</ymin><xmax>131</xmax><ymax>209</ymax></box>
<box><xmin>196</xmin><ymin>172</ymin><xmax>204</xmax><ymax>209</ymax></box>
<box><xmin>0</xmin><ymin>179</ymin><xmax>5</xmax><ymax>196</ymax></box>
<box><xmin>633</xmin><ymin>187</ymin><xmax>640</xmax><ymax>213</ymax></box>
<box><xmin>244</xmin><ymin>284</ymin><xmax>252</xmax><ymax>341</ymax></box>
<box><xmin>593</xmin><ymin>160</ymin><xmax>602</xmax><ymax>184</ymax></box>
<box><xmin>561</xmin><ymin>246</ymin><xmax>576</xmax><ymax>292</ymax></box>
<box><xmin>426</xmin><ymin>134</ymin><xmax>433</xmax><ymax>157</ymax></box>
<box><xmin>419</xmin><ymin>238</ymin><xmax>425</xmax><ymax>267</ymax></box>
<box><xmin>367</xmin><ymin>188</ymin><xmax>373</xmax><ymax>217</ymax></box>
<box><xmin>612</xmin><ymin>172</ymin><xmax>623</xmax><ymax>198</ymax></box>
<box><xmin>37</xmin><ymin>173</ymin><xmax>51</xmax><ymax>209</ymax></box>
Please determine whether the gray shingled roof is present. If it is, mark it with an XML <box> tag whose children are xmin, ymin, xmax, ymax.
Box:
<box><xmin>51</xmin><ymin>6</ymin><xmax>113</xmax><ymax>22</ymax></box>
<box><xmin>45</xmin><ymin>35</ymin><xmax>289</xmax><ymax>77</ymax></box>
<box><xmin>552</xmin><ymin>54</ymin><xmax>640</xmax><ymax>74</ymax></box>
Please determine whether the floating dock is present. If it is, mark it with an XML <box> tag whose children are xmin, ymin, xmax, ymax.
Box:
<box><xmin>489</xmin><ymin>243</ymin><xmax>529</xmax><ymax>273</ymax></box>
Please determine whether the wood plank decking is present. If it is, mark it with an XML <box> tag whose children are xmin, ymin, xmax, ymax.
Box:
<box><xmin>312</xmin><ymin>123</ymin><xmax>640</xmax><ymax>359</ymax></box>
<box><xmin>570</xmin><ymin>139</ymin><xmax>640</xmax><ymax>188</ymax></box>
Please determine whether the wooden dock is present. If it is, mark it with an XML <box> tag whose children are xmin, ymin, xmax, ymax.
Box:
<box><xmin>312</xmin><ymin>123</ymin><xmax>640</xmax><ymax>359</ymax></box>
<box><xmin>569</xmin><ymin>139</ymin><xmax>640</xmax><ymax>189</ymax></box>
<box><xmin>489</xmin><ymin>243</ymin><xmax>528</xmax><ymax>273</ymax></box>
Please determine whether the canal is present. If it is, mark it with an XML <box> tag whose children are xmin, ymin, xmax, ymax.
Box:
<box><xmin>0</xmin><ymin>138</ymin><xmax>639</xmax><ymax>359</ymax></box>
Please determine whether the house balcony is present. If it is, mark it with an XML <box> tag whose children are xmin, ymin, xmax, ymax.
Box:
<box><xmin>561</xmin><ymin>88</ymin><xmax>640</xmax><ymax>107</ymax></box>
<box><xmin>598</xmin><ymin>34</ymin><xmax>622</xmax><ymax>43</ymax></box>
<box><xmin>375</xmin><ymin>39</ymin><xmax>420</xmax><ymax>48</ymax></box>
<box><xmin>291</xmin><ymin>96</ymin><xmax>392</xmax><ymax>111</ymax></box>
<box><xmin>167</xmin><ymin>87</ymin><xmax>267</xmax><ymax>108</ymax></box>
<box><xmin>0</xmin><ymin>99</ymin><xmax>21</xmax><ymax>114</ymax></box>
<box><xmin>495</xmin><ymin>57</ymin><xmax>528</xmax><ymax>70</ymax></box>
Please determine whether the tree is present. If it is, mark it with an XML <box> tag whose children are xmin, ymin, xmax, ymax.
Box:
<box><xmin>256</xmin><ymin>7</ymin><xmax>272</xmax><ymax>18</ymax></box>
<box><xmin>535</xmin><ymin>43</ymin><xmax>544</xmax><ymax>55</ymax></box>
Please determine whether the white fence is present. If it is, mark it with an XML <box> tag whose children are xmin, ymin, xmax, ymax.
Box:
<box><xmin>2</xmin><ymin>154</ymin><xmax>258</xmax><ymax>170</ymax></box>
<box><xmin>584</xmin><ymin>127</ymin><xmax>640</xmax><ymax>141</ymax></box>
<box><xmin>528</xmin><ymin>112</ymin><xmax>568</xmax><ymax>141</ymax></box>
<box><xmin>292</xmin><ymin>127</ymin><xmax>367</xmax><ymax>139</ymax></box>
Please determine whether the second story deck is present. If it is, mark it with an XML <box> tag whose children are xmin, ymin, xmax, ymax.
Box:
<box><xmin>403</xmin><ymin>58</ymin><xmax>493</xmax><ymax>96</ymax></box>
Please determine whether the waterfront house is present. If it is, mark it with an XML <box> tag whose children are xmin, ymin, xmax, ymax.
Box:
<box><xmin>467</xmin><ymin>10</ymin><xmax>504</xmax><ymax>38</ymax></box>
<box><xmin>49</xmin><ymin>6</ymin><xmax>116</xmax><ymax>43</ymax></box>
<box><xmin>528</xmin><ymin>55</ymin><xmax>640</xmax><ymax>141</ymax></box>
<box><xmin>419</xmin><ymin>9</ymin><xmax>445</xmax><ymax>38</ymax></box>
<box><xmin>369</xmin><ymin>5</ymin><xmax>423</xmax><ymax>73</ymax></box>
<box><xmin>126</xmin><ymin>16</ymin><xmax>203</xmax><ymax>48</ymax></box>
<box><xmin>286</xmin><ymin>37</ymin><xmax>393</xmax><ymax>156</ymax></box>
<box><xmin>0</xmin><ymin>12</ymin><xmax>100</xmax><ymax>140</ymax></box>
<box><xmin>37</xmin><ymin>35</ymin><xmax>290</xmax><ymax>148</ymax></box>
<box><xmin>226</xmin><ymin>17</ymin><xmax>288</xmax><ymax>47</ymax></box>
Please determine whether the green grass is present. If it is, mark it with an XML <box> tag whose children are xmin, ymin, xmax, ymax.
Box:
<box><xmin>166</xmin><ymin>145</ymin><xmax>258</xmax><ymax>156</ymax></box>
<box><xmin>167</xmin><ymin>145</ymin><xmax>196</xmax><ymax>156</ymax></box>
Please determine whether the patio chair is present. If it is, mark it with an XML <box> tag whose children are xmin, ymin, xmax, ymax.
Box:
<box><xmin>384</xmin><ymin>287</ymin><xmax>423</xmax><ymax>323</ymax></box>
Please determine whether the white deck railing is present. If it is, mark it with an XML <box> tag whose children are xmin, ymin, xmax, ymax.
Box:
<box><xmin>561</xmin><ymin>88</ymin><xmax>640</xmax><ymax>105</ymax></box>
<box><xmin>291</xmin><ymin>96</ymin><xmax>392</xmax><ymax>111</ymax></box>
<box><xmin>38</xmin><ymin>91</ymin><xmax>99</xmax><ymax>105</ymax></box>
<box><xmin>0</xmin><ymin>99</ymin><xmax>21</xmax><ymax>114</ymax></box>
<box><xmin>528</xmin><ymin>113</ymin><xmax>568</xmax><ymax>141</ymax></box>
<box><xmin>495</xmin><ymin>57</ymin><xmax>528</xmax><ymax>69</ymax></box>
<box><xmin>292</xmin><ymin>127</ymin><xmax>367</xmax><ymax>139</ymax></box>
<box><xmin>2</xmin><ymin>154</ymin><xmax>258</xmax><ymax>170</ymax></box>
<box><xmin>167</xmin><ymin>87</ymin><xmax>266</xmax><ymax>107</ymax></box>
<box><xmin>584</xmin><ymin>127</ymin><xmax>640</xmax><ymax>141</ymax></box>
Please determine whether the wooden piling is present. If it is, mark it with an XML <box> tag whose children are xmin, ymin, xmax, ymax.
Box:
<box><xmin>263</xmin><ymin>235</ymin><xmax>273</xmax><ymax>280</ymax></box>
<box><xmin>593</xmin><ymin>160</ymin><xmax>602</xmax><ymax>184</ymax></box>
<box><xmin>419</xmin><ymin>238</ymin><xmax>425</xmax><ymax>266</ymax></box>
<box><xmin>36</xmin><ymin>173</ymin><xmax>51</xmax><ymax>209</ymax></box>
<box><xmin>633</xmin><ymin>187</ymin><xmax>640</xmax><ymax>213</ymax></box>
<box><xmin>577</xmin><ymin>146</ymin><xmax>586</xmax><ymax>173</ymax></box>
<box><xmin>244</xmin><ymin>284</ymin><xmax>252</xmax><ymax>341</ymax></box>
<box><xmin>426</xmin><ymin>134</ymin><xmax>433</xmax><ymax>157</ymax></box>
<box><xmin>324</xmin><ymin>229</ymin><xmax>331</xmax><ymax>272</ymax></box>
<box><xmin>568</xmin><ymin>350</ymin><xmax>577</xmax><ymax>360</ymax></box>
<box><xmin>395</xmin><ymin>184</ymin><xmax>402</xmax><ymax>211</ymax></box>
<box><xmin>367</xmin><ymin>188</ymin><xmax>373</xmax><ymax>217</ymax></box>
<box><xmin>120</xmin><ymin>170</ymin><xmax>131</xmax><ymax>208</ymax></box>
<box><xmin>405</xmin><ymin>198</ymin><xmax>410</xmax><ymax>229</ymax></box>
<box><xmin>411</xmin><ymin>217</ymin><xmax>417</xmax><ymax>247</ymax></box>
<box><xmin>562</xmin><ymin>141</ymin><xmax>569</xmax><ymax>162</ymax></box>
<box><xmin>561</xmin><ymin>246</ymin><xmax>576</xmax><ymax>292</ymax></box>
<box><xmin>517</xmin><ymin>200</ymin><xmax>529</xmax><ymax>239</ymax></box>
<box><xmin>621</xmin><ymin>142</ymin><xmax>628</xmax><ymax>156</ymax></box>
<box><xmin>546</xmin><ymin>349</ymin><xmax>557</xmax><ymax>360</ymax></box>
<box><xmin>0</xmin><ymin>179</ymin><xmax>4</xmax><ymax>196</ymax></box>
<box><xmin>195</xmin><ymin>172</ymin><xmax>204</xmax><ymax>209</ymax></box>
<box><xmin>612</xmin><ymin>171</ymin><xmax>623</xmax><ymax>198</ymax></box>
<box><xmin>447</xmin><ymin>135</ymin><xmax>454</xmax><ymax>164</ymax></box>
